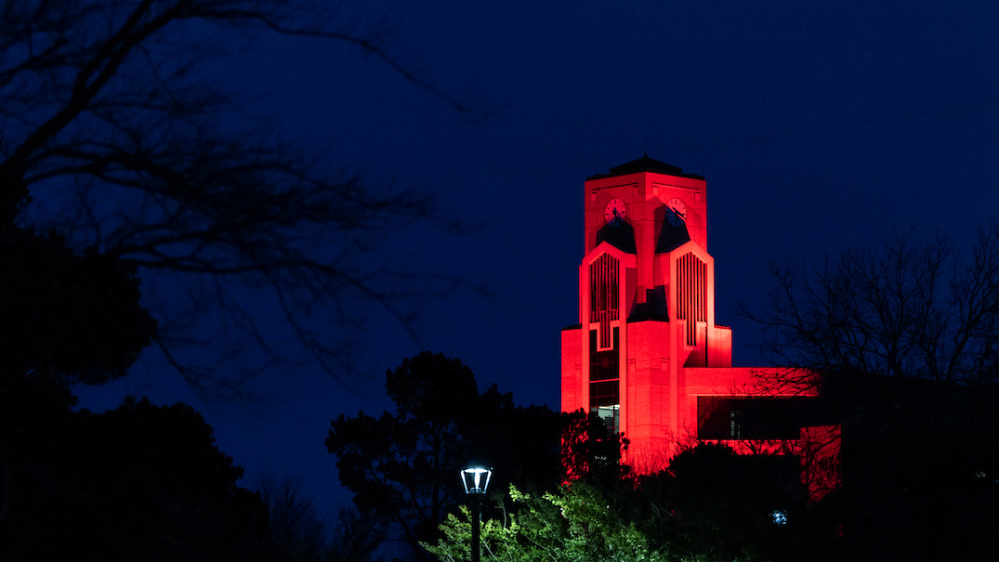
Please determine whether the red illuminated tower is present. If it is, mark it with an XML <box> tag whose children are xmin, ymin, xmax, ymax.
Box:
<box><xmin>561</xmin><ymin>156</ymin><xmax>840</xmax><ymax>491</ymax></box>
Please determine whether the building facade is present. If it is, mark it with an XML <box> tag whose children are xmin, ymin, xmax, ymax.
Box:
<box><xmin>560</xmin><ymin>156</ymin><xmax>839</xmax><ymax>493</ymax></box>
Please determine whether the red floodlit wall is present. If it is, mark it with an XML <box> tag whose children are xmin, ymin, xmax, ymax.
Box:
<box><xmin>799</xmin><ymin>425</ymin><xmax>842</xmax><ymax>501</ymax></box>
<box><xmin>560</xmin><ymin>327</ymin><xmax>583</xmax><ymax>414</ymax></box>
<box><xmin>561</xmin><ymin>158</ymin><xmax>841</xmax><ymax>495</ymax></box>
<box><xmin>622</xmin><ymin>320</ymin><xmax>676</xmax><ymax>468</ymax></box>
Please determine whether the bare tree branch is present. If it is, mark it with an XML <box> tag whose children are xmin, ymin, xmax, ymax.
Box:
<box><xmin>739</xmin><ymin>227</ymin><xmax>998</xmax><ymax>387</ymax></box>
<box><xmin>1</xmin><ymin>0</ymin><xmax>491</xmax><ymax>398</ymax></box>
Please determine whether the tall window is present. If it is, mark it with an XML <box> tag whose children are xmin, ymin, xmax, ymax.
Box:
<box><xmin>676</xmin><ymin>252</ymin><xmax>706</xmax><ymax>346</ymax></box>
<box><xmin>590</xmin><ymin>253</ymin><xmax>619</xmax><ymax>350</ymax></box>
<box><xmin>589</xmin><ymin>328</ymin><xmax>619</xmax><ymax>436</ymax></box>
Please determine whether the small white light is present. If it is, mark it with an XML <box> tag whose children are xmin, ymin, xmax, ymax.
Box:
<box><xmin>771</xmin><ymin>510</ymin><xmax>788</xmax><ymax>526</ymax></box>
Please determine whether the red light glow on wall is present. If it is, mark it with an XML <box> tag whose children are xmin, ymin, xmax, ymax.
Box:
<box><xmin>561</xmin><ymin>156</ymin><xmax>840</xmax><ymax>498</ymax></box>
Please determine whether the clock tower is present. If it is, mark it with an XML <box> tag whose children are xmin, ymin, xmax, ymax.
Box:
<box><xmin>561</xmin><ymin>156</ymin><xmax>840</xmax><ymax>483</ymax></box>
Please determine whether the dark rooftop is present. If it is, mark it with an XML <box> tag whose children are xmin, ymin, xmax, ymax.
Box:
<box><xmin>588</xmin><ymin>154</ymin><xmax>703</xmax><ymax>181</ymax></box>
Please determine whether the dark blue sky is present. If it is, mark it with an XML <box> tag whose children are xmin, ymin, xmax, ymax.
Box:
<box><xmin>74</xmin><ymin>0</ymin><xmax>997</xmax><ymax>533</ymax></box>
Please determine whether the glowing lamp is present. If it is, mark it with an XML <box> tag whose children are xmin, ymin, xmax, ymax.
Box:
<box><xmin>460</xmin><ymin>467</ymin><xmax>492</xmax><ymax>495</ymax></box>
<box><xmin>460</xmin><ymin>466</ymin><xmax>492</xmax><ymax>562</ymax></box>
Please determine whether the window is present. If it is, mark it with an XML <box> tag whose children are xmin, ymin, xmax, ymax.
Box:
<box><xmin>590</xmin><ymin>253</ymin><xmax>619</xmax><ymax>350</ymax></box>
<box><xmin>592</xmin><ymin>404</ymin><xmax>620</xmax><ymax>437</ymax></box>
<box><xmin>676</xmin><ymin>253</ymin><xmax>706</xmax><ymax>346</ymax></box>
<box><xmin>697</xmin><ymin>397</ymin><xmax>804</xmax><ymax>440</ymax></box>
<box><xmin>589</xmin><ymin>328</ymin><xmax>619</xmax><ymax>381</ymax></box>
<box><xmin>730</xmin><ymin>408</ymin><xmax>743</xmax><ymax>439</ymax></box>
<box><xmin>589</xmin><ymin>328</ymin><xmax>619</xmax><ymax>436</ymax></box>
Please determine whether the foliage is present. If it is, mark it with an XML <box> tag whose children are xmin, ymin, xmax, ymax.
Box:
<box><xmin>560</xmin><ymin>407</ymin><xmax>631</xmax><ymax>488</ymax></box>
<box><xmin>0</xmin><ymin>0</ymin><xmax>489</xmax><ymax>398</ymax></box>
<box><xmin>0</xmin><ymin>393</ymin><xmax>271</xmax><ymax>559</ymax></box>
<box><xmin>326</xmin><ymin>352</ymin><xmax>478</xmax><ymax>556</ymax></box>
<box><xmin>326</xmin><ymin>351</ymin><xmax>562</xmax><ymax>559</ymax></box>
<box><xmin>641</xmin><ymin>443</ymin><xmax>812</xmax><ymax>561</ymax></box>
<box><xmin>423</xmin><ymin>484</ymin><xmax>664</xmax><ymax>562</ymax></box>
<box><xmin>423</xmin><ymin>443</ymin><xmax>833</xmax><ymax>562</ymax></box>
<box><xmin>1</xmin><ymin>227</ymin><xmax>156</xmax><ymax>384</ymax></box>
<box><xmin>741</xmin><ymin>228</ymin><xmax>999</xmax><ymax>560</ymax></box>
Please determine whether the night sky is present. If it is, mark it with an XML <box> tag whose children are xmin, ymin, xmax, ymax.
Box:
<box><xmin>73</xmin><ymin>0</ymin><xmax>997</xmax><ymax>531</ymax></box>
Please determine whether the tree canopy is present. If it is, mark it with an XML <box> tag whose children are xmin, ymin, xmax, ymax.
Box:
<box><xmin>326</xmin><ymin>351</ymin><xmax>565</xmax><ymax>559</ymax></box>
<box><xmin>1</xmin><ymin>228</ymin><xmax>156</xmax><ymax>383</ymax></box>
<box><xmin>0</xmin><ymin>394</ymin><xmax>271</xmax><ymax>559</ymax></box>
<box><xmin>425</xmin><ymin>483</ymin><xmax>664</xmax><ymax>562</ymax></box>
<box><xmin>741</xmin><ymin>228</ymin><xmax>998</xmax><ymax>560</ymax></box>
<box><xmin>424</xmin><ymin>443</ymin><xmax>827</xmax><ymax>562</ymax></box>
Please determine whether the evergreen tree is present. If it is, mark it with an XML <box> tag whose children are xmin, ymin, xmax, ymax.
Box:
<box><xmin>326</xmin><ymin>352</ymin><xmax>562</xmax><ymax>559</ymax></box>
<box><xmin>1</xmin><ymin>395</ymin><xmax>271</xmax><ymax>560</ymax></box>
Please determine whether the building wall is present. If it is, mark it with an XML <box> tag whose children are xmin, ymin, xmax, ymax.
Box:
<box><xmin>560</xmin><ymin>326</ymin><xmax>582</xmax><ymax>414</ymax></box>
<box><xmin>560</xmin><ymin>158</ymin><xmax>840</xmax><ymax>493</ymax></box>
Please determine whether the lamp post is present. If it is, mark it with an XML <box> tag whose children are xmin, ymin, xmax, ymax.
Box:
<box><xmin>460</xmin><ymin>466</ymin><xmax>492</xmax><ymax>562</ymax></box>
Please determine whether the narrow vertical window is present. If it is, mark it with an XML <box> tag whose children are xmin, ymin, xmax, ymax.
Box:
<box><xmin>676</xmin><ymin>252</ymin><xmax>706</xmax><ymax>346</ymax></box>
<box><xmin>730</xmin><ymin>409</ymin><xmax>742</xmax><ymax>439</ymax></box>
<box><xmin>589</xmin><ymin>328</ymin><xmax>620</xmax><ymax>436</ymax></box>
<box><xmin>590</xmin><ymin>253</ymin><xmax>619</xmax><ymax>350</ymax></box>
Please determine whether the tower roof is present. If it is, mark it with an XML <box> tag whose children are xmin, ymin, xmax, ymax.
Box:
<box><xmin>587</xmin><ymin>154</ymin><xmax>704</xmax><ymax>181</ymax></box>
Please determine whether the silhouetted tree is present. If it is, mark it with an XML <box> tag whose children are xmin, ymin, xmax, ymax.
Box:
<box><xmin>741</xmin><ymin>227</ymin><xmax>998</xmax><ymax>388</ymax></box>
<box><xmin>1</xmin><ymin>228</ymin><xmax>156</xmax><ymax>384</ymax></box>
<box><xmin>740</xmin><ymin>227</ymin><xmax>999</xmax><ymax>560</ymax></box>
<box><xmin>0</xmin><ymin>0</ymin><xmax>491</xmax><ymax>399</ymax></box>
<box><xmin>0</xmin><ymin>395</ymin><xmax>270</xmax><ymax>560</ymax></box>
<box><xmin>642</xmin><ymin>443</ymin><xmax>810</xmax><ymax>560</ymax></box>
<box><xmin>327</xmin><ymin>507</ymin><xmax>390</xmax><ymax>562</ymax></box>
<box><xmin>256</xmin><ymin>474</ymin><xmax>329</xmax><ymax>561</ymax></box>
<box><xmin>559</xmin><ymin>408</ymin><xmax>631</xmax><ymax>488</ymax></box>
<box><xmin>326</xmin><ymin>352</ymin><xmax>562</xmax><ymax>559</ymax></box>
<box><xmin>0</xmin><ymin>224</ymin><xmax>157</xmax><ymax>549</ymax></box>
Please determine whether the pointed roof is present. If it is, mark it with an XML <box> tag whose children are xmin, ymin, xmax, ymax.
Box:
<box><xmin>588</xmin><ymin>154</ymin><xmax>703</xmax><ymax>181</ymax></box>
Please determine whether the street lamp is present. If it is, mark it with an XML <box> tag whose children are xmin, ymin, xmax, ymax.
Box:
<box><xmin>460</xmin><ymin>466</ymin><xmax>492</xmax><ymax>562</ymax></box>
